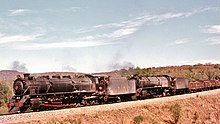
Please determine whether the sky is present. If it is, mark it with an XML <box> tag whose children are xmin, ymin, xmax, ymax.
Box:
<box><xmin>0</xmin><ymin>0</ymin><xmax>220</xmax><ymax>73</ymax></box>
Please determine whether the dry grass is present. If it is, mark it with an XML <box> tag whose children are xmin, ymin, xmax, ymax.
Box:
<box><xmin>169</xmin><ymin>103</ymin><xmax>181</xmax><ymax>124</ymax></box>
<box><xmin>0</xmin><ymin>106</ymin><xmax>8</xmax><ymax>115</ymax></box>
<box><xmin>40</xmin><ymin>94</ymin><xmax>220</xmax><ymax>124</ymax></box>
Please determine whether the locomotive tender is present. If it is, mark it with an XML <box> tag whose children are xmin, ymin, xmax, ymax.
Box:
<box><xmin>7</xmin><ymin>73</ymin><xmax>220</xmax><ymax>113</ymax></box>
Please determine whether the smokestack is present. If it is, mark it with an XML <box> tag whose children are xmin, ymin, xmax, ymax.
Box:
<box><xmin>24</xmin><ymin>73</ymin><xmax>30</xmax><ymax>80</ymax></box>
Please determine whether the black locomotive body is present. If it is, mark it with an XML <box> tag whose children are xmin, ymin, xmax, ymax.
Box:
<box><xmin>8</xmin><ymin>74</ymin><xmax>96</xmax><ymax>113</ymax></box>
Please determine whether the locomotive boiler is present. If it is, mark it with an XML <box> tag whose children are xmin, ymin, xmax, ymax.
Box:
<box><xmin>131</xmin><ymin>75</ymin><xmax>189</xmax><ymax>97</ymax></box>
<box><xmin>135</xmin><ymin>76</ymin><xmax>172</xmax><ymax>88</ymax></box>
<box><xmin>8</xmin><ymin>73</ymin><xmax>96</xmax><ymax>113</ymax></box>
<box><xmin>13</xmin><ymin>74</ymin><xmax>95</xmax><ymax>96</ymax></box>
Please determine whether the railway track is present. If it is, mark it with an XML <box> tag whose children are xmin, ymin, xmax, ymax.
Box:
<box><xmin>1</xmin><ymin>88</ymin><xmax>220</xmax><ymax>124</ymax></box>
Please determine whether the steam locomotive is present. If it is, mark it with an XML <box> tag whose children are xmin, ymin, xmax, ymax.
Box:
<box><xmin>8</xmin><ymin>73</ymin><xmax>97</xmax><ymax>113</ymax></box>
<box><xmin>7</xmin><ymin>73</ymin><xmax>220</xmax><ymax>113</ymax></box>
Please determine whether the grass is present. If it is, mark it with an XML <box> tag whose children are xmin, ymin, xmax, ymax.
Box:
<box><xmin>0</xmin><ymin>105</ymin><xmax>8</xmax><ymax>115</ymax></box>
<box><xmin>45</xmin><ymin>116</ymin><xmax>82</xmax><ymax>124</ymax></box>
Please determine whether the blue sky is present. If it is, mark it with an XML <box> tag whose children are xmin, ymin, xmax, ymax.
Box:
<box><xmin>0</xmin><ymin>0</ymin><xmax>220</xmax><ymax>73</ymax></box>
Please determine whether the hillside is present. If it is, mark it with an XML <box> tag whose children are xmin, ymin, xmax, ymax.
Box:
<box><xmin>1</xmin><ymin>63</ymin><xmax>220</xmax><ymax>86</ymax></box>
<box><xmin>94</xmin><ymin>63</ymin><xmax>220</xmax><ymax>81</ymax></box>
<box><xmin>0</xmin><ymin>70</ymin><xmax>22</xmax><ymax>86</ymax></box>
<box><xmin>147</xmin><ymin>64</ymin><xmax>220</xmax><ymax>81</ymax></box>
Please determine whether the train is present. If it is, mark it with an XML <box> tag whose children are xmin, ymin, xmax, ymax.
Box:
<box><xmin>6</xmin><ymin>73</ymin><xmax>220</xmax><ymax>113</ymax></box>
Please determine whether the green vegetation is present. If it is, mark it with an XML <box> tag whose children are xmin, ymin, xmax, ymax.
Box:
<box><xmin>121</xmin><ymin>63</ymin><xmax>220</xmax><ymax>81</ymax></box>
<box><xmin>0</xmin><ymin>81</ymin><xmax>13</xmax><ymax>114</ymax></box>
<box><xmin>133</xmin><ymin>115</ymin><xmax>144</xmax><ymax>124</ymax></box>
<box><xmin>169</xmin><ymin>103</ymin><xmax>181</xmax><ymax>124</ymax></box>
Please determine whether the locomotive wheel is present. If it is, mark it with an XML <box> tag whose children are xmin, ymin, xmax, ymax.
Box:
<box><xmin>81</xmin><ymin>100</ymin><xmax>87</xmax><ymax>106</ymax></box>
<box><xmin>89</xmin><ymin>100</ymin><xmax>95</xmax><ymax>105</ymax></box>
<box><xmin>32</xmin><ymin>108</ymin><xmax>39</xmax><ymax>112</ymax></box>
<box><xmin>131</xmin><ymin>96</ymin><xmax>137</xmax><ymax>101</ymax></box>
<box><xmin>19</xmin><ymin>107</ymin><xmax>29</xmax><ymax>113</ymax></box>
<box><xmin>117</xmin><ymin>97</ymin><xmax>121</xmax><ymax>103</ymax></box>
<box><xmin>104</xmin><ymin>96</ymin><xmax>109</xmax><ymax>104</ymax></box>
<box><xmin>98</xmin><ymin>99</ymin><xmax>104</xmax><ymax>104</ymax></box>
<box><xmin>162</xmin><ymin>92</ymin><xmax>166</xmax><ymax>97</ymax></box>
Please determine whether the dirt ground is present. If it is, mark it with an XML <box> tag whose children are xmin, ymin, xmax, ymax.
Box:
<box><xmin>1</xmin><ymin>89</ymin><xmax>220</xmax><ymax>124</ymax></box>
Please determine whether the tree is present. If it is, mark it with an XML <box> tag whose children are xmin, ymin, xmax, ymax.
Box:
<box><xmin>0</xmin><ymin>82</ymin><xmax>12</xmax><ymax>107</ymax></box>
<box><xmin>136</xmin><ymin>67</ymin><xmax>156</xmax><ymax>77</ymax></box>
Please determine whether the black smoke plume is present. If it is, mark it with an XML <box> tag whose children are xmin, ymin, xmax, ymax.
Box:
<box><xmin>108</xmin><ymin>52</ymin><xmax>135</xmax><ymax>70</ymax></box>
<box><xmin>111</xmin><ymin>61</ymin><xmax>135</xmax><ymax>70</ymax></box>
<box><xmin>62</xmin><ymin>65</ymin><xmax>77</xmax><ymax>72</ymax></box>
<box><xmin>10</xmin><ymin>61</ymin><xmax>28</xmax><ymax>72</ymax></box>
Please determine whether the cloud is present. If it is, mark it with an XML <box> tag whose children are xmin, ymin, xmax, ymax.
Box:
<box><xmin>206</xmin><ymin>37</ymin><xmax>220</xmax><ymax>45</ymax></box>
<box><xmin>203</xmin><ymin>25</ymin><xmax>220</xmax><ymax>34</ymax></box>
<box><xmin>88</xmin><ymin>13</ymin><xmax>175</xmax><ymax>40</ymax></box>
<box><xmin>202</xmin><ymin>24</ymin><xmax>220</xmax><ymax>45</ymax></box>
<box><xmin>5</xmin><ymin>7</ymin><xmax>216</xmax><ymax>50</ymax></box>
<box><xmin>169</xmin><ymin>39</ymin><xmax>190</xmax><ymax>46</ymax></box>
<box><xmin>14</xmin><ymin>40</ymin><xmax>117</xmax><ymax>50</ymax></box>
<box><xmin>110</xmin><ymin>28</ymin><xmax>138</xmax><ymax>38</ymax></box>
<box><xmin>87</xmin><ymin>8</ymin><xmax>214</xmax><ymax>40</ymax></box>
<box><xmin>70</xmin><ymin>7</ymin><xmax>81</xmax><ymax>12</ymax></box>
<box><xmin>44</xmin><ymin>7</ymin><xmax>82</xmax><ymax>13</ymax></box>
<box><xmin>94</xmin><ymin>8</ymin><xmax>212</xmax><ymax>29</ymax></box>
<box><xmin>9</xmin><ymin>9</ymin><xmax>33</xmax><ymax>16</ymax></box>
<box><xmin>9</xmin><ymin>61</ymin><xmax>28</xmax><ymax>72</ymax></box>
<box><xmin>71</xmin><ymin>7</ymin><xmax>220</xmax><ymax>47</ymax></box>
<box><xmin>0</xmin><ymin>33</ymin><xmax>43</xmax><ymax>44</ymax></box>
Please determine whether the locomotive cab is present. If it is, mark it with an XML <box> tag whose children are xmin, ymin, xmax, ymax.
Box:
<box><xmin>92</xmin><ymin>75</ymin><xmax>109</xmax><ymax>95</ymax></box>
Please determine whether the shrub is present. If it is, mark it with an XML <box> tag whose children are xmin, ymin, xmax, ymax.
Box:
<box><xmin>0</xmin><ymin>82</ymin><xmax>13</xmax><ymax>106</ymax></box>
<box><xmin>169</xmin><ymin>103</ymin><xmax>181</xmax><ymax>124</ymax></box>
<box><xmin>0</xmin><ymin>106</ymin><xmax>8</xmax><ymax>114</ymax></box>
<box><xmin>133</xmin><ymin>115</ymin><xmax>144</xmax><ymax>124</ymax></box>
<box><xmin>0</xmin><ymin>82</ymin><xmax>12</xmax><ymax>114</ymax></box>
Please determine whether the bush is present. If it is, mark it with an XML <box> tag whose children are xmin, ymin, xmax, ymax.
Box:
<box><xmin>169</xmin><ymin>103</ymin><xmax>181</xmax><ymax>124</ymax></box>
<box><xmin>0</xmin><ymin>106</ymin><xmax>8</xmax><ymax>114</ymax></box>
<box><xmin>0</xmin><ymin>82</ymin><xmax>13</xmax><ymax>106</ymax></box>
<box><xmin>133</xmin><ymin>115</ymin><xmax>144</xmax><ymax>124</ymax></box>
<box><xmin>0</xmin><ymin>82</ymin><xmax>12</xmax><ymax>114</ymax></box>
